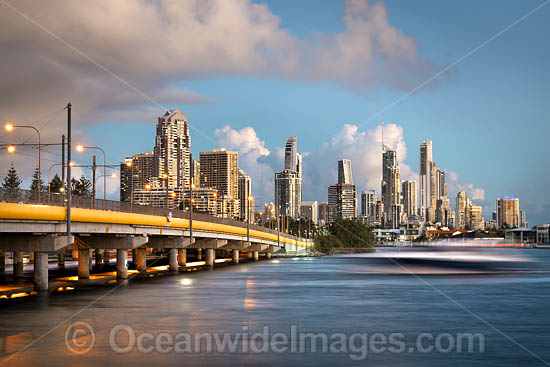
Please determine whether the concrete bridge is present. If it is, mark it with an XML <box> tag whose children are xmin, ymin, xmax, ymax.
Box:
<box><xmin>0</xmin><ymin>202</ymin><xmax>311</xmax><ymax>292</ymax></box>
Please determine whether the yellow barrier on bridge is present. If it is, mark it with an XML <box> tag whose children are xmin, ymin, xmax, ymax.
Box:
<box><xmin>0</xmin><ymin>202</ymin><xmax>310</xmax><ymax>248</ymax></box>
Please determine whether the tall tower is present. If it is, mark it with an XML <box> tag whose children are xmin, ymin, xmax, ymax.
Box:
<box><xmin>275</xmin><ymin>137</ymin><xmax>302</xmax><ymax>219</ymax></box>
<box><xmin>338</xmin><ymin>159</ymin><xmax>353</xmax><ymax>184</ymax></box>
<box><xmin>153</xmin><ymin>110</ymin><xmax>191</xmax><ymax>189</ymax></box>
<box><xmin>456</xmin><ymin>191</ymin><xmax>468</xmax><ymax>229</ymax></box>
<box><xmin>402</xmin><ymin>180</ymin><xmax>417</xmax><ymax>218</ymax></box>
<box><xmin>199</xmin><ymin>148</ymin><xmax>239</xmax><ymax>198</ymax></box>
<box><xmin>238</xmin><ymin>169</ymin><xmax>251</xmax><ymax>221</ymax></box>
<box><xmin>419</xmin><ymin>140</ymin><xmax>433</xmax><ymax>221</ymax></box>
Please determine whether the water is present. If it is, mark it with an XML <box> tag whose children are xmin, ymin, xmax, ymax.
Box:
<box><xmin>1</xmin><ymin>248</ymin><xmax>550</xmax><ymax>366</ymax></box>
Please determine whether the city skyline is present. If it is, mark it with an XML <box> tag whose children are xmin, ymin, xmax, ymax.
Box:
<box><xmin>0</xmin><ymin>0</ymin><xmax>548</xmax><ymax>225</ymax></box>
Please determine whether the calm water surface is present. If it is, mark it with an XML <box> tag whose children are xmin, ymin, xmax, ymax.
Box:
<box><xmin>1</xmin><ymin>248</ymin><xmax>550</xmax><ymax>366</ymax></box>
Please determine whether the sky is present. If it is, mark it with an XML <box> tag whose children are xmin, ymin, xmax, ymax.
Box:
<box><xmin>0</xmin><ymin>0</ymin><xmax>548</xmax><ymax>224</ymax></box>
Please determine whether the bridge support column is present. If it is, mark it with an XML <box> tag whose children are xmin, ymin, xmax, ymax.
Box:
<box><xmin>78</xmin><ymin>249</ymin><xmax>90</xmax><ymax>279</ymax></box>
<box><xmin>252</xmin><ymin>251</ymin><xmax>259</xmax><ymax>261</ymax></box>
<box><xmin>13</xmin><ymin>251</ymin><xmax>24</xmax><ymax>278</ymax></box>
<box><xmin>0</xmin><ymin>250</ymin><xmax>5</xmax><ymax>272</ymax></box>
<box><xmin>57</xmin><ymin>249</ymin><xmax>65</xmax><ymax>267</ymax></box>
<box><xmin>136</xmin><ymin>248</ymin><xmax>147</xmax><ymax>271</ymax></box>
<box><xmin>197</xmin><ymin>248</ymin><xmax>202</xmax><ymax>260</ymax></box>
<box><xmin>95</xmin><ymin>249</ymin><xmax>104</xmax><ymax>266</ymax></box>
<box><xmin>206</xmin><ymin>248</ymin><xmax>215</xmax><ymax>267</ymax></box>
<box><xmin>33</xmin><ymin>252</ymin><xmax>49</xmax><ymax>291</ymax></box>
<box><xmin>178</xmin><ymin>249</ymin><xmax>186</xmax><ymax>267</ymax></box>
<box><xmin>266</xmin><ymin>253</ymin><xmax>272</xmax><ymax>259</ymax></box>
<box><xmin>116</xmin><ymin>249</ymin><xmax>128</xmax><ymax>279</ymax></box>
<box><xmin>232</xmin><ymin>249</ymin><xmax>239</xmax><ymax>264</ymax></box>
<box><xmin>29</xmin><ymin>251</ymin><xmax>34</xmax><ymax>264</ymax></box>
<box><xmin>169</xmin><ymin>249</ymin><xmax>178</xmax><ymax>271</ymax></box>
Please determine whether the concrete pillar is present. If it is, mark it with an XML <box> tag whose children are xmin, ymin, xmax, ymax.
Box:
<box><xmin>131</xmin><ymin>249</ymin><xmax>137</xmax><ymax>267</ymax></box>
<box><xmin>266</xmin><ymin>253</ymin><xmax>272</xmax><ymax>259</ymax></box>
<box><xmin>169</xmin><ymin>249</ymin><xmax>178</xmax><ymax>271</ymax></box>
<box><xmin>72</xmin><ymin>249</ymin><xmax>79</xmax><ymax>259</ymax></box>
<box><xmin>29</xmin><ymin>251</ymin><xmax>34</xmax><ymax>264</ymax></box>
<box><xmin>34</xmin><ymin>252</ymin><xmax>49</xmax><ymax>291</ymax></box>
<box><xmin>116</xmin><ymin>249</ymin><xmax>128</xmax><ymax>279</ymax></box>
<box><xmin>0</xmin><ymin>250</ymin><xmax>5</xmax><ymax>272</ymax></box>
<box><xmin>13</xmin><ymin>251</ymin><xmax>24</xmax><ymax>278</ymax></box>
<box><xmin>95</xmin><ymin>249</ymin><xmax>104</xmax><ymax>266</ymax></box>
<box><xmin>78</xmin><ymin>249</ymin><xmax>90</xmax><ymax>279</ymax></box>
<box><xmin>232</xmin><ymin>249</ymin><xmax>239</xmax><ymax>264</ymax></box>
<box><xmin>253</xmin><ymin>251</ymin><xmax>259</xmax><ymax>261</ymax></box>
<box><xmin>197</xmin><ymin>248</ymin><xmax>202</xmax><ymax>260</ymax></box>
<box><xmin>136</xmin><ymin>248</ymin><xmax>147</xmax><ymax>271</ymax></box>
<box><xmin>178</xmin><ymin>249</ymin><xmax>187</xmax><ymax>266</ymax></box>
<box><xmin>206</xmin><ymin>248</ymin><xmax>215</xmax><ymax>267</ymax></box>
<box><xmin>89</xmin><ymin>250</ymin><xmax>93</xmax><ymax>270</ymax></box>
<box><xmin>57</xmin><ymin>249</ymin><xmax>65</xmax><ymax>266</ymax></box>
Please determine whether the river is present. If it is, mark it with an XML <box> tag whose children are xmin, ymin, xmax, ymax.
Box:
<box><xmin>1</xmin><ymin>248</ymin><xmax>550</xmax><ymax>366</ymax></box>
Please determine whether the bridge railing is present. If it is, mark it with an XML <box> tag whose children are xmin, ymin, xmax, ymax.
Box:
<box><xmin>0</xmin><ymin>188</ymin><xmax>309</xmax><ymax>244</ymax></box>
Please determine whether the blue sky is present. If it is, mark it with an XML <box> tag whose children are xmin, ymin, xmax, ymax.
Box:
<box><xmin>1</xmin><ymin>0</ymin><xmax>548</xmax><ymax>224</ymax></box>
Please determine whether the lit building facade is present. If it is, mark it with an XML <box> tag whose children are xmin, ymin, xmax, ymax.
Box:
<box><xmin>496</xmin><ymin>197</ymin><xmax>520</xmax><ymax>229</ymax></box>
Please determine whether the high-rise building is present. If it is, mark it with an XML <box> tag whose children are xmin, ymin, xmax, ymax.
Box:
<box><xmin>275</xmin><ymin>170</ymin><xmax>300</xmax><ymax>218</ymax></box>
<box><xmin>402</xmin><ymin>180</ymin><xmax>417</xmax><ymax>218</ymax></box>
<box><xmin>153</xmin><ymin>110</ymin><xmax>191</xmax><ymax>190</ymax></box>
<box><xmin>437</xmin><ymin>169</ymin><xmax>446</xmax><ymax>199</ymax></box>
<box><xmin>456</xmin><ymin>191</ymin><xmax>468</xmax><ymax>229</ymax></box>
<box><xmin>496</xmin><ymin>197</ymin><xmax>520</xmax><ymax>229</ymax></box>
<box><xmin>200</xmin><ymin>148</ymin><xmax>239</xmax><ymax>218</ymax></box>
<box><xmin>120</xmin><ymin>151</ymin><xmax>154</xmax><ymax>202</ymax></box>
<box><xmin>300</xmin><ymin>201</ymin><xmax>318</xmax><ymax>225</ymax></box>
<box><xmin>468</xmin><ymin>204</ymin><xmax>484</xmax><ymax>230</ymax></box>
<box><xmin>191</xmin><ymin>158</ymin><xmax>200</xmax><ymax>187</ymax></box>
<box><xmin>284</xmin><ymin>136</ymin><xmax>297</xmax><ymax>171</ymax></box>
<box><xmin>338</xmin><ymin>159</ymin><xmax>353</xmax><ymax>184</ymax></box>
<box><xmin>436</xmin><ymin>197</ymin><xmax>451</xmax><ymax>227</ymax></box>
<box><xmin>361</xmin><ymin>190</ymin><xmax>376</xmax><ymax>218</ymax></box>
<box><xmin>318</xmin><ymin>202</ymin><xmax>329</xmax><ymax>224</ymax></box>
<box><xmin>238</xmin><ymin>169</ymin><xmax>251</xmax><ymax>221</ymax></box>
<box><xmin>328</xmin><ymin>183</ymin><xmax>357</xmax><ymax>222</ymax></box>
<box><xmin>381</xmin><ymin>146</ymin><xmax>400</xmax><ymax>226</ymax></box>
<box><xmin>275</xmin><ymin>137</ymin><xmax>303</xmax><ymax>219</ymax></box>
<box><xmin>419</xmin><ymin>140</ymin><xmax>433</xmax><ymax>221</ymax></box>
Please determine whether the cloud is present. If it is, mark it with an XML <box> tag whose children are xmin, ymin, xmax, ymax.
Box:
<box><xmin>214</xmin><ymin>123</ymin><xmax>487</xmax><ymax>215</ymax></box>
<box><xmin>0</xmin><ymin>0</ymin><xmax>437</xmax><ymax>126</ymax></box>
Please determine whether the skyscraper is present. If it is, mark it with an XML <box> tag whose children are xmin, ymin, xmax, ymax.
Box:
<box><xmin>361</xmin><ymin>190</ymin><xmax>376</xmax><ymax>218</ymax></box>
<box><xmin>153</xmin><ymin>110</ymin><xmax>191</xmax><ymax>189</ymax></box>
<box><xmin>496</xmin><ymin>197</ymin><xmax>520</xmax><ymax>229</ymax></box>
<box><xmin>328</xmin><ymin>159</ymin><xmax>357</xmax><ymax>222</ymax></box>
<box><xmin>456</xmin><ymin>191</ymin><xmax>468</xmax><ymax>229</ymax></box>
<box><xmin>328</xmin><ymin>183</ymin><xmax>357</xmax><ymax>222</ymax></box>
<box><xmin>238</xmin><ymin>169</ymin><xmax>251</xmax><ymax>221</ymax></box>
<box><xmin>402</xmin><ymin>180</ymin><xmax>417</xmax><ymax>218</ymax></box>
<box><xmin>200</xmin><ymin>148</ymin><xmax>240</xmax><ymax>218</ymax></box>
<box><xmin>382</xmin><ymin>146</ymin><xmax>400</xmax><ymax>227</ymax></box>
<box><xmin>436</xmin><ymin>197</ymin><xmax>451</xmax><ymax>227</ymax></box>
<box><xmin>419</xmin><ymin>140</ymin><xmax>432</xmax><ymax>220</ymax></box>
<box><xmin>338</xmin><ymin>159</ymin><xmax>353</xmax><ymax>184</ymax></box>
<box><xmin>275</xmin><ymin>170</ymin><xmax>300</xmax><ymax>218</ymax></box>
<box><xmin>120</xmin><ymin>151</ymin><xmax>154</xmax><ymax>202</ymax></box>
<box><xmin>437</xmin><ymin>169</ymin><xmax>446</xmax><ymax>199</ymax></box>
<box><xmin>299</xmin><ymin>201</ymin><xmax>318</xmax><ymax>225</ymax></box>
<box><xmin>275</xmin><ymin>137</ymin><xmax>303</xmax><ymax>219</ymax></box>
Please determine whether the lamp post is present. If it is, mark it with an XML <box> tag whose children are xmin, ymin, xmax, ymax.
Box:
<box><xmin>190</xmin><ymin>183</ymin><xmax>196</xmax><ymax>245</ymax></box>
<box><xmin>161</xmin><ymin>173</ymin><xmax>169</xmax><ymax>210</ymax></box>
<box><xmin>5</xmin><ymin>123</ymin><xmax>41</xmax><ymax>202</ymax></box>
<box><xmin>94</xmin><ymin>173</ymin><xmax>116</xmax><ymax>210</ymax></box>
<box><xmin>125</xmin><ymin>160</ymin><xmax>134</xmax><ymax>212</ymax></box>
<box><xmin>76</xmin><ymin>145</ymin><xmax>106</xmax><ymax>209</ymax></box>
<box><xmin>247</xmin><ymin>195</ymin><xmax>254</xmax><ymax>242</ymax></box>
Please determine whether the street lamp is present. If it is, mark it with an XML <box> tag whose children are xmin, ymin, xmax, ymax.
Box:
<box><xmin>5</xmin><ymin>123</ymin><xmax>41</xmax><ymax>202</ymax></box>
<box><xmin>161</xmin><ymin>173</ymin><xmax>169</xmax><ymax>209</ymax></box>
<box><xmin>145</xmin><ymin>183</ymin><xmax>152</xmax><ymax>206</ymax></box>
<box><xmin>247</xmin><ymin>195</ymin><xmax>254</xmax><ymax>242</ymax></box>
<box><xmin>125</xmin><ymin>160</ymin><xmax>134</xmax><ymax>208</ymax></box>
<box><xmin>76</xmin><ymin>144</ymin><xmax>106</xmax><ymax>209</ymax></box>
<box><xmin>6</xmin><ymin>145</ymin><xmax>15</xmax><ymax>153</ymax></box>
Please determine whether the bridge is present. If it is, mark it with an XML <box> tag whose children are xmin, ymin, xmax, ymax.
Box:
<box><xmin>0</xmin><ymin>199</ymin><xmax>311</xmax><ymax>292</ymax></box>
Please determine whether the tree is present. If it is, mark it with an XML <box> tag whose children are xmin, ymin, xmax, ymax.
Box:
<box><xmin>29</xmin><ymin>166</ymin><xmax>46</xmax><ymax>201</ymax></box>
<box><xmin>72</xmin><ymin>175</ymin><xmax>92</xmax><ymax>197</ymax></box>
<box><xmin>50</xmin><ymin>174</ymin><xmax>63</xmax><ymax>194</ymax></box>
<box><xmin>328</xmin><ymin>219</ymin><xmax>374</xmax><ymax>248</ymax></box>
<box><xmin>314</xmin><ymin>234</ymin><xmax>343</xmax><ymax>255</ymax></box>
<box><xmin>2</xmin><ymin>163</ymin><xmax>22</xmax><ymax>198</ymax></box>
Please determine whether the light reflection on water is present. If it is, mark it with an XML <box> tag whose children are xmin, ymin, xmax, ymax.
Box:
<box><xmin>0</xmin><ymin>248</ymin><xmax>549</xmax><ymax>366</ymax></box>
